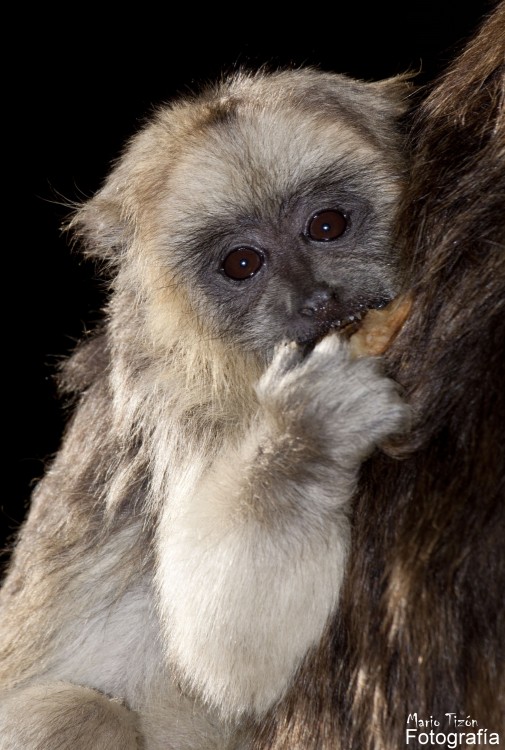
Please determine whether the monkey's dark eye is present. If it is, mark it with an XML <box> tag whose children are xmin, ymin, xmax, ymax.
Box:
<box><xmin>222</xmin><ymin>248</ymin><xmax>264</xmax><ymax>280</ymax></box>
<box><xmin>307</xmin><ymin>210</ymin><xmax>347</xmax><ymax>241</ymax></box>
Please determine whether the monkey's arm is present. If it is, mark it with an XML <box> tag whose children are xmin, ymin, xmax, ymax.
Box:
<box><xmin>156</xmin><ymin>335</ymin><xmax>408</xmax><ymax>720</ymax></box>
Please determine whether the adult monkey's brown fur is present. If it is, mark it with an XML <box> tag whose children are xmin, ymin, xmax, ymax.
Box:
<box><xmin>253</xmin><ymin>3</ymin><xmax>505</xmax><ymax>748</ymax></box>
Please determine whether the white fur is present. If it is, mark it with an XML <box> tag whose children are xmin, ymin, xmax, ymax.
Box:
<box><xmin>156</xmin><ymin>335</ymin><xmax>407</xmax><ymax>717</ymax></box>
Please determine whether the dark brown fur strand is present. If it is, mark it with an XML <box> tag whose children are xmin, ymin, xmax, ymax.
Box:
<box><xmin>253</xmin><ymin>4</ymin><xmax>505</xmax><ymax>748</ymax></box>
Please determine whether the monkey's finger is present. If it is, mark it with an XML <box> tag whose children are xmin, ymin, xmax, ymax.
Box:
<box><xmin>270</xmin><ymin>340</ymin><xmax>305</xmax><ymax>374</ymax></box>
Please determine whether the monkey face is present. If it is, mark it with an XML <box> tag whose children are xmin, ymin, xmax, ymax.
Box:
<box><xmin>76</xmin><ymin>70</ymin><xmax>408</xmax><ymax>362</ymax></box>
<box><xmin>160</xmin><ymin>110</ymin><xmax>403</xmax><ymax>359</ymax></box>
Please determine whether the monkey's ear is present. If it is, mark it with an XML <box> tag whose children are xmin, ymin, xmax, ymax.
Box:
<box><xmin>348</xmin><ymin>72</ymin><xmax>416</xmax><ymax>154</ymax></box>
<box><xmin>64</xmin><ymin>118</ymin><xmax>170</xmax><ymax>267</ymax></box>
<box><xmin>366</xmin><ymin>71</ymin><xmax>417</xmax><ymax>118</ymax></box>
<box><xmin>64</xmin><ymin>175</ymin><xmax>130</xmax><ymax>267</ymax></box>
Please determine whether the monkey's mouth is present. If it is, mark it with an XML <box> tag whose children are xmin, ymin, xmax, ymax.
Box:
<box><xmin>329</xmin><ymin>304</ymin><xmax>374</xmax><ymax>336</ymax></box>
<box><xmin>297</xmin><ymin>297</ymin><xmax>390</xmax><ymax>352</ymax></box>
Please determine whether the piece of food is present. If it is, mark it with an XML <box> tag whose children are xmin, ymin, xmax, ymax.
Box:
<box><xmin>349</xmin><ymin>294</ymin><xmax>412</xmax><ymax>357</ymax></box>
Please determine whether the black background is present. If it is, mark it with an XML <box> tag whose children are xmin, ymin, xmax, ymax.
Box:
<box><xmin>3</xmin><ymin>3</ymin><xmax>495</xmax><ymax>561</ymax></box>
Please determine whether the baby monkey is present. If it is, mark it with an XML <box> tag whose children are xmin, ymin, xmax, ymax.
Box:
<box><xmin>0</xmin><ymin>68</ymin><xmax>410</xmax><ymax>749</ymax></box>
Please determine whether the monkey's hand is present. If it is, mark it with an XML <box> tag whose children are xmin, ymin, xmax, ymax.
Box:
<box><xmin>156</xmin><ymin>335</ymin><xmax>408</xmax><ymax>720</ymax></box>
<box><xmin>258</xmin><ymin>333</ymin><xmax>408</xmax><ymax>467</ymax></box>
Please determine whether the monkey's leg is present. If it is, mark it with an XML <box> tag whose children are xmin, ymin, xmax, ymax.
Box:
<box><xmin>0</xmin><ymin>681</ymin><xmax>140</xmax><ymax>750</ymax></box>
<box><xmin>156</xmin><ymin>335</ymin><xmax>408</xmax><ymax>720</ymax></box>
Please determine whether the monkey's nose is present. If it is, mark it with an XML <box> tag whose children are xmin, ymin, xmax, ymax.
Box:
<box><xmin>298</xmin><ymin>288</ymin><xmax>337</xmax><ymax>320</ymax></box>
